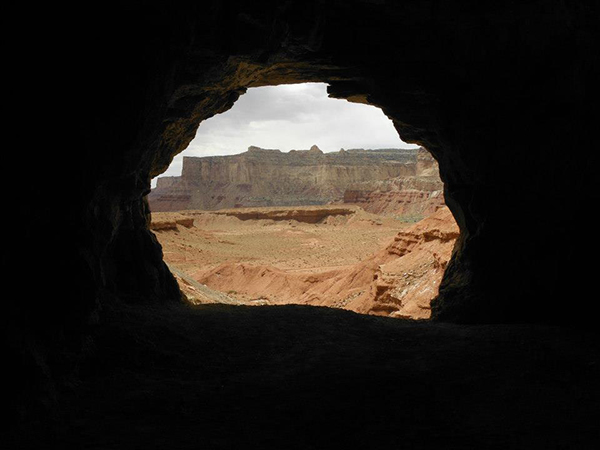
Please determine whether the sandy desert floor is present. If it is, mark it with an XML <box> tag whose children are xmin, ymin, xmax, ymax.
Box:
<box><xmin>150</xmin><ymin>205</ymin><xmax>458</xmax><ymax>318</ymax></box>
<box><xmin>152</xmin><ymin>205</ymin><xmax>409</xmax><ymax>273</ymax></box>
<box><xmin>151</xmin><ymin>206</ymin><xmax>409</xmax><ymax>302</ymax></box>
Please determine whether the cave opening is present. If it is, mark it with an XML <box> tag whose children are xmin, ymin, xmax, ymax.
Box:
<box><xmin>147</xmin><ymin>82</ymin><xmax>457</xmax><ymax>319</ymax></box>
<box><xmin>11</xmin><ymin>2</ymin><xmax>600</xmax><ymax>447</ymax></box>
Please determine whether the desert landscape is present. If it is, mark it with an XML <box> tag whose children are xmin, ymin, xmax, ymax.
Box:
<box><xmin>152</xmin><ymin>205</ymin><xmax>457</xmax><ymax>318</ymax></box>
<box><xmin>150</xmin><ymin>145</ymin><xmax>458</xmax><ymax>319</ymax></box>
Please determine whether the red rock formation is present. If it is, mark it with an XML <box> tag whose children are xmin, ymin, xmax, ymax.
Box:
<box><xmin>360</xmin><ymin>206</ymin><xmax>460</xmax><ymax>318</ymax></box>
<box><xmin>209</xmin><ymin>205</ymin><xmax>357</xmax><ymax>223</ymax></box>
<box><xmin>343</xmin><ymin>148</ymin><xmax>445</xmax><ymax>219</ymax></box>
<box><xmin>149</xmin><ymin>213</ymin><xmax>195</xmax><ymax>231</ymax></box>
<box><xmin>191</xmin><ymin>207</ymin><xmax>458</xmax><ymax>319</ymax></box>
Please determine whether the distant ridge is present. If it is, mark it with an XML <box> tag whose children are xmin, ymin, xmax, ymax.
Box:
<box><xmin>149</xmin><ymin>145</ymin><xmax>426</xmax><ymax>211</ymax></box>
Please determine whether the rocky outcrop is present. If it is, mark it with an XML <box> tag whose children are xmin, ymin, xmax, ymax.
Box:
<box><xmin>210</xmin><ymin>205</ymin><xmax>357</xmax><ymax>223</ymax></box>
<box><xmin>312</xmin><ymin>206</ymin><xmax>459</xmax><ymax>318</ymax></box>
<box><xmin>191</xmin><ymin>207</ymin><xmax>459</xmax><ymax>319</ymax></box>
<box><xmin>149</xmin><ymin>213</ymin><xmax>195</xmax><ymax>231</ymax></box>
<box><xmin>343</xmin><ymin>148</ymin><xmax>445</xmax><ymax>219</ymax></box>
<box><xmin>364</xmin><ymin>207</ymin><xmax>460</xmax><ymax>318</ymax></box>
<box><xmin>149</xmin><ymin>146</ymin><xmax>419</xmax><ymax>211</ymax></box>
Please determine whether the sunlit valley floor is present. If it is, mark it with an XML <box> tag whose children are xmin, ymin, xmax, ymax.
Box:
<box><xmin>147</xmin><ymin>145</ymin><xmax>454</xmax><ymax>318</ymax></box>
<box><xmin>151</xmin><ymin>205</ymin><xmax>458</xmax><ymax>319</ymax></box>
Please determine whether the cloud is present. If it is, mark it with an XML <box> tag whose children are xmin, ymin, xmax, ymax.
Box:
<box><xmin>152</xmin><ymin>83</ymin><xmax>418</xmax><ymax>186</ymax></box>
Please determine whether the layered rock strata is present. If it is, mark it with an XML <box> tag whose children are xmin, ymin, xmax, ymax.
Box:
<box><xmin>209</xmin><ymin>205</ymin><xmax>357</xmax><ymax>223</ymax></box>
<box><xmin>149</xmin><ymin>213</ymin><xmax>195</xmax><ymax>231</ymax></box>
<box><xmin>343</xmin><ymin>148</ymin><xmax>445</xmax><ymax>219</ymax></box>
<box><xmin>148</xmin><ymin>145</ymin><xmax>421</xmax><ymax>211</ymax></box>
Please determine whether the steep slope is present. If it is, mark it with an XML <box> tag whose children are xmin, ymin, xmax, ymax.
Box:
<box><xmin>356</xmin><ymin>206</ymin><xmax>459</xmax><ymax>318</ymax></box>
<box><xmin>343</xmin><ymin>147</ymin><xmax>445</xmax><ymax>219</ymax></box>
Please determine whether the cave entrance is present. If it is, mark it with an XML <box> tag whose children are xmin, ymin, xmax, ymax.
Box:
<box><xmin>148</xmin><ymin>83</ymin><xmax>457</xmax><ymax>319</ymax></box>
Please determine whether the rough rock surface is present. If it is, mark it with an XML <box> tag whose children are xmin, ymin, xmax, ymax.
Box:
<box><xmin>52</xmin><ymin>303</ymin><xmax>600</xmax><ymax>450</ymax></box>
<box><xmin>149</xmin><ymin>213</ymin><xmax>195</xmax><ymax>231</ymax></box>
<box><xmin>166</xmin><ymin>263</ymin><xmax>241</xmax><ymax>306</ymax></box>
<box><xmin>148</xmin><ymin>145</ymin><xmax>419</xmax><ymax>211</ymax></box>
<box><xmin>209</xmin><ymin>205</ymin><xmax>356</xmax><ymax>223</ymax></box>
<box><xmin>343</xmin><ymin>148</ymin><xmax>445</xmax><ymax>219</ymax></box>
<box><xmin>365</xmin><ymin>207</ymin><xmax>460</xmax><ymax>318</ymax></box>
<box><xmin>11</xmin><ymin>1</ymin><xmax>600</xmax><ymax>443</ymax></box>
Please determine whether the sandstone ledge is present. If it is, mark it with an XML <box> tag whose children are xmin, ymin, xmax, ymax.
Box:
<box><xmin>211</xmin><ymin>205</ymin><xmax>358</xmax><ymax>223</ymax></box>
<box><xmin>150</xmin><ymin>213</ymin><xmax>195</xmax><ymax>231</ymax></box>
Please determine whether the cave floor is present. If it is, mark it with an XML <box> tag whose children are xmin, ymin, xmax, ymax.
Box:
<box><xmin>56</xmin><ymin>303</ymin><xmax>599</xmax><ymax>449</ymax></box>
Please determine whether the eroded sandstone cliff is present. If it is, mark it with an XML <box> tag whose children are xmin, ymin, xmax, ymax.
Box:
<box><xmin>148</xmin><ymin>145</ymin><xmax>421</xmax><ymax>211</ymax></box>
<box><xmin>343</xmin><ymin>147</ymin><xmax>445</xmax><ymax>219</ymax></box>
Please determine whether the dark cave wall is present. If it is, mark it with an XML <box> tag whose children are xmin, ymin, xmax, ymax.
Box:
<box><xmin>8</xmin><ymin>0</ymin><xmax>599</xmax><ymax>438</ymax></box>
<box><xmin>119</xmin><ymin>0</ymin><xmax>598</xmax><ymax>324</ymax></box>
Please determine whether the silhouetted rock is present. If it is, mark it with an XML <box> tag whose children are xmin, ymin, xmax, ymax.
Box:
<box><xmin>9</xmin><ymin>1</ymin><xmax>600</xmax><ymax>445</ymax></box>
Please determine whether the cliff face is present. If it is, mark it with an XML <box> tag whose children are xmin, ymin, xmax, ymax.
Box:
<box><xmin>343</xmin><ymin>148</ymin><xmax>445</xmax><ymax>219</ymax></box>
<box><xmin>363</xmin><ymin>206</ymin><xmax>459</xmax><ymax>318</ymax></box>
<box><xmin>148</xmin><ymin>145</ymin><xmax>420</xmax><ymax>211</ymax></box>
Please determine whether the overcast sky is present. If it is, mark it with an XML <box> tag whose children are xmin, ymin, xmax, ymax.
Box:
<box><xmin>152</xmin><ymin>82</ymin><xmax>418</xmax><ymax>187</ymax></box>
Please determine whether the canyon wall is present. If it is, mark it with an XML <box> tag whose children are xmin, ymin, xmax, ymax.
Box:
<box><xmin>148</xmin><ymin>145</ymin><xmax>423</xmax><ymax>211</ymax></box>
<box><xmin>343</xmin><ymin>148</ymin><xmax>445</xmax><ymax>219</ymax></box>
